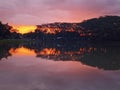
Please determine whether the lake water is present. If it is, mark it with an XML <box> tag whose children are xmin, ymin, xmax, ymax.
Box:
<box><xmin>0</xmin><ymin>41</ymin><xmax>120</xmax><ymax>90</ymax></box>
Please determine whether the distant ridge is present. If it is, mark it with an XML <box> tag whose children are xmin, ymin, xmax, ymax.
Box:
<box><xmin>0</xmin><ymin>15</ymin><xmax>120</xmax><ymax>41</ymax></box>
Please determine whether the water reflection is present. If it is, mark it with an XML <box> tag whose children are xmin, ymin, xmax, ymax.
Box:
<box><xmin>9</xmin><ymin>47</ymin><xmax>35</xmax><ymax>56</ymax></box>
<box><xmin>0</xmin><ymin>42</ymin><xmax>20</xmax><ymax>60</ymax></box>
<box><xmin>0</xmin><ymin>41</ymin><xmax>120</xmax><ymax>70</ymax></box>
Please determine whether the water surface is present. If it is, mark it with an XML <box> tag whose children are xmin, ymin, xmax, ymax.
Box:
<box><xmin>0</xmin><ymin>41</ymin><xmax>120</xmax><ymax>90</ymax></box>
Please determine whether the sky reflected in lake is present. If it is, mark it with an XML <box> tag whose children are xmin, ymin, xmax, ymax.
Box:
<box><xmin>0</xmin><ymin>41</ymin><xmax>120</xmax><ymax>90</ymax></box>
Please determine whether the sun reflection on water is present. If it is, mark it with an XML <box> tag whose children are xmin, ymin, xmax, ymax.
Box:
<box><xmin>9</xmin><ymin>47</ymin><xmax>35</xmax><ymax>56</ymax></box>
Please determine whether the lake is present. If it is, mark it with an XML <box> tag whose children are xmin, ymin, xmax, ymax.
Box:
<box><xmin>0</xmin><ymin>40</ymin><xmax>120</xmax><ymax>90</ymax></box>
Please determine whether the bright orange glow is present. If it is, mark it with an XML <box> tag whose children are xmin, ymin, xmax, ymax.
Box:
<box><xmin>9</xmin><ymin>47</ymin><xmax>35</xmax><ymax>56</ymax></box>
<box><xmin>37</xmin><ymin>27</ymin><xmax>61</xmax><ymax>34</ymax></box>
<box><xmin>38</xmin><ymin>48</ymin><xmax>60</xmax><ymax>55</ymax></box>
<box><xmin>37</xmin><ymin>47</ymin><xmax>97</xmax><ymax>56</ymax></box>
<box><xmin>12</xmin><ymin>25</ymin><xmax>37</xmax><ymax>34</ymax></box>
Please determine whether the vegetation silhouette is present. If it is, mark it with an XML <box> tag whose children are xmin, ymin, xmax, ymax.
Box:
<box><xmin>1</xmin><ymin>15</ymin><xmax>120</xmax><ymax>41</ymax></box>
<box><xmin>0</xmin><ymin>41</ymin><xmax>120</xmax><ymax>71</ymax></box>
<box><xmin>0</xmin><ymin>22</ymin><xmax>21</xmax><ymax>39</ymax></box>
<box><xmin>0</xmin><ymin>41</ymin><xmax>20</xmax><ymax>60</ymax></box>
<box><xmin>0</xmin><ymin>15</ymin><xmax>120</xmax><ymax>70</ymax></box>
<box><xmin>79</xmin><ymin>16</ymin><xmax>120</xmax><ymax>40</ymax></box>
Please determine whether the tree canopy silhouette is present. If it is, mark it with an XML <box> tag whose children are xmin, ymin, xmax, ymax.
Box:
<box><xmin>0</xmin><ymin>21</ymin><xmax>21</xmax><ymax>39</ymax></box>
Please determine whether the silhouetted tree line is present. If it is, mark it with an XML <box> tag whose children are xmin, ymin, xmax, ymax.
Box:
<box><xmin>0</xmin><ymin>21</ymin><xmax>21</xmax><ymax>39</ymax></box>
<box><xmin>23</xmin><ymin>30</ymin><xmax>82</xmax><ymax>41</ymax></box>
<box><xmin>0</xmin><ymin>42</ymin><xmax>20</xmax><ymax>60</ymax></box>
<box><xmin>0</xmin><ymin>41</ymin><xmax>120</xmax><ymax>70</ymax></box>
<box><xmin>79</xmin><ymin>16</ymin><xmax>120</xmax><ymax>40</ymax></box>
<box><xmin>23</xmin><ymin>15</ymin><xmax>120</xmax><ymax>41</ymax></box>
<box><xmin>1</xmin><ymin>15</ymin><xmax>120</xmax><ymax>41</ymax></box>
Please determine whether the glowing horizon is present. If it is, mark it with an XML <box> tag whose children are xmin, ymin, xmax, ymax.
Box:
<box><xmin>12</xmin><ymin>25</ymin><xmax>37</xmax><ymax>34</ymax></box>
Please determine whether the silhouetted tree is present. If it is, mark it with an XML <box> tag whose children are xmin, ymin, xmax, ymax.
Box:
<box><xmin>0</xmin><ymin>21</ymin><xmax>21</xmax><ymax>39</ymax></box>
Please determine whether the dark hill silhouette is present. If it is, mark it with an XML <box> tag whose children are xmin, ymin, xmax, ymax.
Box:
<box><xmin>1</xmin><ymin>15</ymin><xmax>120</xmax><ymax>41</ymax></box>
<box><xmin>24</xmin><ymin>15</ymin><xmax>120</xmax><ymax>41</ymax></box>
<box><xmin>79</xmin><ymin>16</ymin><xmax>120</xmax><ymax>40</ymax></box>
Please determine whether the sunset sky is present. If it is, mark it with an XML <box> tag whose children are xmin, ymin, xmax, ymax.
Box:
<box><xmin>0</xmin><ymin>0</ymin><xmax>120</xmax><ymax>25</ymax></box>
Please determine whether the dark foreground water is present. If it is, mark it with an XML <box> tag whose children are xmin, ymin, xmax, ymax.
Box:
<box><xmin>0</xmin><ymin>41</ymin><xmax>120</xmax><ymax>90</ymax></box>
